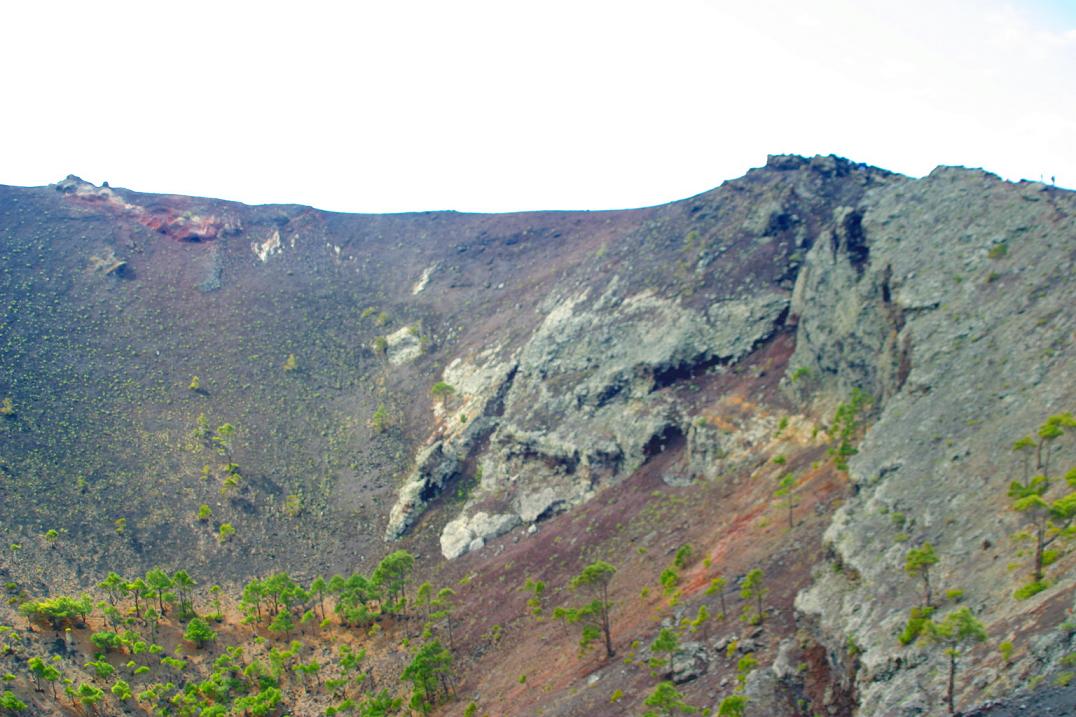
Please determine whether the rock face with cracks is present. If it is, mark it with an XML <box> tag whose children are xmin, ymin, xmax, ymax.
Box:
<box><xmin>387</xmin><ymin>280</ymin><xmax>791</xmax><ymax>555</ymax></box>
<box><xmin>789</xmin><ymin>168</ymin><xmax>1076</xmax><ymax>716</ymax></box>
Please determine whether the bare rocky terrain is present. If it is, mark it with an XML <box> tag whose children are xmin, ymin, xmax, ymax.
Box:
<box><xmin>0</xmin><ymin>156</ymin><xmax>1072</xmax><ymax>716</ymax></box>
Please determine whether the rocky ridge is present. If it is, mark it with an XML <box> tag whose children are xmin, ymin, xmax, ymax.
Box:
<box><xmin>382</xmin><ymin>158</ymin><xmax>1076</xmax><ymax>714</ymax></box>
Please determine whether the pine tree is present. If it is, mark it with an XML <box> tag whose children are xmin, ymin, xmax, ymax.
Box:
<box><xmin>172</xmin><ymin>570</ymin><xmax>197</xmax><ymax>619</ymax></box>
<box><xmin>1008</xmin><ymin>413</ymin><xmax>1076</xmax><ymax>594</ymax></box>
<box><xmin>905</xmin><ymin>543</ymin><xmax>939</xmax><ymax>608</ymax></box>
<box><xmin>922</xmin><ymin>607</ymin><xmax>988</xmax><ymax>714</ymax></box>
<box><xmin>372</xmin><ymin>550</ymin><xmax>415</xmax><ymax>614</ymax></box>
<box><xmin>649</xmin><ymin>627</ymin><xmax>679</xmax><ymax>672</ymax></box>
<box><xmin>553</xmin><ymin>560</ymin><xmax>617</xmax><ymax>658</ymax></box>
<box><xmin>184</xmin><ymin>617</ymin><xmax>216</xmax><ymax>648</ymax></box>
<box><xmin>706</xmin><ymin>576</ymin><xmax>728</xmax><ymax>619</ymax></box>
<box><xmin>269</xmin><ymin>610</ymin><xmax>295</xmax><ymax>640</ymax></box>
<box><xmin>643</xmin><ymin>681</ymin><xmax>696</xmax><ymax>716</ymax></box>
<box><xmin>145</xmin><ymin>568</ymin><xmax>173</xmax><ymax>614</ymax></box>
<box><xmin>774</xmin><ymin>473</ymin><xmax>798</xmax><ymax>528</ymax></box>
<box><xmin>739</xmin><ymin>569</ymin><xmax>766</xmax><ymax>625</ymax></box>
<box><xmin>402</xmin><ymin>640</ymin><xmax>453</xmax><ymax>715</ymax></box>
<box><xmin>523</xmin><ymin>578</ymin><xmax>546</xmax><ymax>620</ymax></box>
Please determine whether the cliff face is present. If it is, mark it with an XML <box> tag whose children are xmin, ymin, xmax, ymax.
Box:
<box><xmin>385</xmin><ymin>156</ymin><xmax>889</xmax><ymax>558</ymax></box>
<box><xmin>788</xmin><ymin>168</ymin><xmax>1076</xmax><ymax>715</ymax></box>
<box><xmin>0</xmin><ymin>158</ymin><xmax>1072</xmax><ymax>715</ymax></box>
<box><xmin>380</xmin><ymin>158</ymin><xmax>1075</xmax><ymax>714</ymax></box>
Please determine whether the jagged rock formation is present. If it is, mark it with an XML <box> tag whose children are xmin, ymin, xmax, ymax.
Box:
<box><xmin>387</xmin><ymin>286</ymin><xmax>790</xmax><ymax>553</ymax></box>
<box><xmin>382</xmin><ymin>155</ymin><xmax>893</xmax><ymax>560</ymax></box>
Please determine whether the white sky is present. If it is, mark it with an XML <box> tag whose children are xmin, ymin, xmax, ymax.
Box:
<box><xmin>2</xmin><ymin>0</ymin><xmax>1074</xmax><ymax>213</ymax></box>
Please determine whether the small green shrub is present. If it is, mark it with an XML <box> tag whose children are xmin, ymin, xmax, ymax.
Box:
<box><xmin>111</xmin><ymin>679</ymin><xmax>132</xmax><ymax>700</ymax></box>
<box><xmin>218</xmin><ymin>523</ymin><xmax>236</xmax><ymax>543</ymax></box>
<box><xmin>0</xmin><ymin>691</ymin><xmax>27</xmax><ymax>711</ymax></box>
<box><xmin>1014</xmin><ymin>581</ymin><xmax>1048</xmax><ymax>600</ymax></box>
<box><xmin>998</xmin><ymin>640</ymin><xmax>1013</xmax><ymax>664</ymax></box>
<box><xmin>369</xmin><ymin>403</ymin><xmax>389</xmax><ymax>433</ymax></box>
<box><xmin>718</xmin><ymin>694</ymin><xmax>748</xmax><ymax>716</ymax></box>
<box><xmin>673</xmin><ymin>544</ymin><xmax>693</xmax><ymax>570</ymax></box>
<box><xmin>90</xmin><ymin>631</ymin><xmax>123</xmax><ymax>652</ymax></box>
<box><xmin>660</xmin><ymin>568</ymin><xmax>679</xmax><ymax>596</ymax></box>
<box><xmin>898</xmin><ymin>606</ymin><xmax>935</xmax><ymax>646</ymax></box>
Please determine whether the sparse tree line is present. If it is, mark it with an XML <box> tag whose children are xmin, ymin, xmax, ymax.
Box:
<box><xmin>3</xmin><ymin>398</ymin><xmax>1067</xmax><ymax>716</ymax></box>
<box><xmin>517</xmin><ymin>403</ymin><xmax>1069</xmax><ymax>716</ymax></box>
<box><xmin>518</xmin><ymin>390</ymin><xmax>871</xmax><ymax>716</ymax></box>
<box><xmin>891</xmin><ymin>411</ymin><xmax>1074</xmax><ymax>714</ymax></box>
<box><xmin>2</xmin><ymin>549</ymin><xmax>464</xmax><ymax>716</ymax></box>
<box><xmin>522</xmin><ymin>544</ymin><xmax>770</xmax><ymax>717</ymax></box>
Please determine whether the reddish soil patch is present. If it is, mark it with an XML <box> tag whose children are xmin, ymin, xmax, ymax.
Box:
<box><xmin>392</xmin><ymin>335</ymin><xmax>850</xmax><ymax>716</ymax></box>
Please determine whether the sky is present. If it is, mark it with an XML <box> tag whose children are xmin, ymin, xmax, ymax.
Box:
<box><xmin>2</xmin><ymin>0</ymin><xmax>1074</xmax><ymax>213</ymax></box>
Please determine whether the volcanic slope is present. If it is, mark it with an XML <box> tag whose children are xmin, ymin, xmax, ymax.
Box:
<box><xmin>0</xmin><ymin>158</ymin><xmax>878</xmax><ymax>582</ymax></box>
<box><xmin>0</xmin><ymin>156</ymin><xmax>1072</xmax><ymax>716</ymax></box>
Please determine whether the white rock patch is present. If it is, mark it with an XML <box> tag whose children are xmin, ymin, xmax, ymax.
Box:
<box><xmin>385</xmin><ymin>326</ymin><xmax>422</xmax><ymax>365</ymax></box>
<box><xmin>440</xmin><ymin>511</ymin><xmax>521</xmax><ymax>559</ymax></box>
<box><xmin>252</xmin><ymin>230</ymin><xmax>282</xmax><ymax>262</ymax></box>
<box><xmin>412</xmin><ymin>264</ymin><xmax>437</xmax><ymax>295</ymax></box>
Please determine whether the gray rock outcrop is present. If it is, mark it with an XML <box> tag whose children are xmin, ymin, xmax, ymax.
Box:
<box><xmin>790</xmin><ymin>169</ymin><xmax>1076</xmax><ymax>715</ymax></box>
<box><xmin>384</xmin><ymin>350</ymin><xmax>517</xmax><ymax>540</ymax></box>
<box><xmin>669</xmin><ymin>641</ymin><xmax>710</xmax><ymax>684</ymax></box>
<box><xmin>388</xmin><ymin>283</ymin><xmax>792</xmax><ymax>557</ymax></box>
